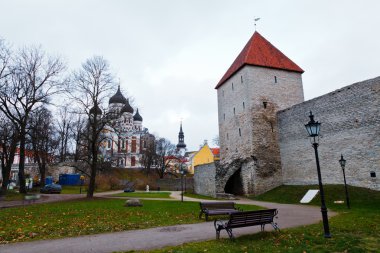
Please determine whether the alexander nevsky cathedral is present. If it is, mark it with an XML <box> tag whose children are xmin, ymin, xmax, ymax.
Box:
<box><xmin>99</xmin><ymin>86</ymin><xmax>151</xmax><ymax>168</ymax></box>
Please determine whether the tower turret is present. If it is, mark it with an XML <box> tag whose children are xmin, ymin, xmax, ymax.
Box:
<box><xmin>216</xmin><ymin>31</ymin><xmax>304</xmax><ymax>196</ymax></box>
<box><xmin>176</xmin><ymin>122</ymin><xmax>186</xmax><ymax>151</ymax></box>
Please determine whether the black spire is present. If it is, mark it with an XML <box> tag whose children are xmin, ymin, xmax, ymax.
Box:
<box><xmin>176</xmin><ymin>122</ymin><xmax>186</xmax><ymax>149</ymax></box>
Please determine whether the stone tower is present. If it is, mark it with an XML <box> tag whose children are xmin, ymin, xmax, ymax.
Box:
<box><xmin>216</xmin><ymin>31</ymin><xmax>304</xmax><ymax>195</ymax></box>
<box><xmin>176</xmin><ymin>122</ymin><xmax>187</xmax><ymax>155</ymax></box>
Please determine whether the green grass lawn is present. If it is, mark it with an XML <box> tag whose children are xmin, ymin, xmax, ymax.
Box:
<box><xmin>183</xmin><ymin>192</ymin><xmax>217</xmax><ymax>200</ymax></box>
<box><xmin>0</xmin><ymin>198</ymin><xmax>261</xmax><ymax>244</ymax></box>
<box><xmin>60</xmin><ymin>185</ymin><xmax>87</xmax><ymax>194</ymax></box>
<box><xmin>111</xmin><ymin>191</ymin><xmax>172</xmax><ymax>198</ymax></box>
<box><xmin>141</xmin><ymin>185</ymin><xmax>380</xmax><ymax>253</ymax></box>
<box><xmin>1</xmin><ymin>190</ymin><xmax>24</xmax><ymax>201</ymax></box>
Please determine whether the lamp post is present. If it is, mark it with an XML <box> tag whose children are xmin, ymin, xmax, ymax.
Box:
<box><xmin>80</xmin><ymin>175</ymin><xmax>85</xmax><ymax>194</ymax></box>
<box><xmin>305</xmin><ymin>111</ymin><xmax>331</xmax><ymax>238</ymax></box>
<box><xmin>179</xmin><ymin>161</ymin><xmax>188</xmax><ymax>202</ymax></box>
<box><xmin>339</xmin><ymin>154</ymin><xmax>350</xmax><ymax>209</ymax></box>
<box><xmin>180</xmin><ymin>164</ymin><xmax>184</xmax><ymax>202</ymax></box>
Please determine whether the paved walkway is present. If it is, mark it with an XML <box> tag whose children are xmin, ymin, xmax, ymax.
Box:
<box><xmin>0</xmin><ymin>191</ymin><xmax>335</xmax><ymax>253</ymax></box>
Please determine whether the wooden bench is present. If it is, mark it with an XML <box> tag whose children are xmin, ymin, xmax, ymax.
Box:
<box><xmin>199</xmin><ymin>202</ymin><xmax>242</xmax><ymax>221</ymax></box>
<box><xmin>214</xmin><ymin>209</ymin><xmax>280</xmax><ymax>239</ymax></box>
<box><xmin>23</xmin><ymin>194</ymin><xmax>41</xmax><ymax>204</ymax></box>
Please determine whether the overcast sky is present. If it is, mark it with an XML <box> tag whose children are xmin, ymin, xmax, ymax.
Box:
<box><xmin>1</xmin><ymin>0</ymin><xmax>379</xmax><ymax>151</ymax></box>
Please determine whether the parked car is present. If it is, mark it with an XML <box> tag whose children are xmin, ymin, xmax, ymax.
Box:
<box><xmin>40</xmin><ymin>183</ymin><xmax>62</xmax><ymax>194</ymax></box>
<box><xmin>123</xmin><ymin>187</ymin><xmax>135</xmax><ymax>193</ymax></box>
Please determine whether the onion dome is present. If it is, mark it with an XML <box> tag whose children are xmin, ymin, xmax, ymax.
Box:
<box><xmin>120</xmin><ymin>99</ymin><xmax>134</xmax><ymax>114</ymax></box>
<box><xmin>89</xmin><ymin>104</ymin><xmax>102</xmax><ymax>115</ymax></box>
<box><xmin>133</xmin><ymin>108</ymin><xmax>143</xmax><ymax>122</ymax></box>
<box><xmin>109</xmin><ymin>86</ymin><xmax>127</xmax><ymax>104</ymax></box>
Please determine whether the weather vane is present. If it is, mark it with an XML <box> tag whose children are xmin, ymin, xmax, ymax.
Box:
<box><xmin>254</xmin><ymin>17</ymin><xmax>261</xmax><ymax>31</ymax></box>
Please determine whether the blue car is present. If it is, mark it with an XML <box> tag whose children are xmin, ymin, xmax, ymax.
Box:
<box><xmin>40</xmin><ymin>183</ymin><xmax>62</xmax><ymax>194</ymax></box>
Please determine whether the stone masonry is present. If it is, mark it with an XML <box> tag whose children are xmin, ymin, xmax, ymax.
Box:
<box><xmin>216</xmin><ymin>66</ymin><xmax>303</xmax><ymax>195</ymax></box>
<box><xmin>278</xmin><ymin>77</ymin><xmax>380</xmax><ymax>191</ymax></box>
<box><xmin>194</xmin><ymin>163</ymin><xmax>216</xmax><ymax>197</ymax></box>
<box><xmin>194</xmin><ymin>31</ymin><xmax>379</xmax><ymax>197</ymax></box>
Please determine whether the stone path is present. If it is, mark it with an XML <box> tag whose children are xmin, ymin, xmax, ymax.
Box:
<box><xmin>0</xmin><ymin>191</ymin><xmax>335</xmax><ymax>253</ymax></box>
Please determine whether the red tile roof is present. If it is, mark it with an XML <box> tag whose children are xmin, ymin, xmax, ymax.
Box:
<box><xmin>210</xmin><ymin>148</ymin><xmax>220</xmax><ymax>156</ymax></box>
<box><xmin>215</xmin><ymin>31</ymin><xmax>304</xmax><ymax>89</ymax></box>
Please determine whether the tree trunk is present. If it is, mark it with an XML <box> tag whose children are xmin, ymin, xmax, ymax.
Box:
<box><xmin>40</xmin><ymin>162</ymin><xmax>46</xmax><ymax>187</ymax></box>
<box><xmin>1</xmin><ymin>164</ymin><xmax>11</xmax><ymax>193</ymax></box>
<box><xmin>87</xmin><ymin>124</ymin><xmax>98</xmax><ymax>198</ymax></box>
<box><xmin>18</xmin><ymin>125</ymin><xmax>27</xmax><ymax>194</ymax></box>
<box><xmin>1</xmin><ymin>134</ymin><xmax>18</xmax><ymax>193</ymax></box>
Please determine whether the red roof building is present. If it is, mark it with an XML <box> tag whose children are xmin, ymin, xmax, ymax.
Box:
<box><xmin>215</xmin><ymin>31</ymin><xmax>304</xmax><ymax>89</ymax></box>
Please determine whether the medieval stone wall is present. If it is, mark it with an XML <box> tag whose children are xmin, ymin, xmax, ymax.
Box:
<box><xmin>194</xmin><ymin>163</ymin><xmax>216</xmax><ymax>197</ymax></box>
<box><xmin>216</xmin><ymin>66</ymin><xmax>304</xmax><ymax>195</ymax></box>
<box><xmin>278</xmin><ymin>77</ymin><xmax>380</xmax><ymax>191</ymax></box>
<box><xmin>156</xmin><ymin>178</ymin><xmax>194</xmax><ymax>192</ymax></box>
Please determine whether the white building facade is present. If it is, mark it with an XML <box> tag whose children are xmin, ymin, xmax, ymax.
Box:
<box><xmin>100</xmin><ymin>86</ymin><xmax>149</xmax><ymax>168</ymax></box>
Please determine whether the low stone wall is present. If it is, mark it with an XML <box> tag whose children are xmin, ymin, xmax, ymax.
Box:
<box><xmin>278</xmin><ymin>77</ymin><xmax>380</xmax><ymax>191</ymax></box>
<box><xmin>194</xmin><ymin>163</ymin><xmax>216</xmax><ymax>197</ymax></box>
<box><xmin>156</xmin><ymin>178</ymin><xmax>194</xmax><ymax>192</ymax></box>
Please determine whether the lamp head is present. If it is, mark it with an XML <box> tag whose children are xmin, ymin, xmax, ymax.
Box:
<box><xmin>339</xmin><ymin>154</ymin><xmax>346</xmax><ymax>168</ymax></box>
<box><xmin>305</xmin><ymin>111</ymin><xmax>321</xmax><ymax>137</ymax></box>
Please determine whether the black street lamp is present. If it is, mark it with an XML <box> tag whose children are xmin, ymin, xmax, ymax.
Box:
<box><xmin>180</xmin><ymin>164</ymin><xmax>185</xmax><ymax>202</ymax></box>
<box><xmin>339</xmin><ymin>154</ymin><xmax>350</xmax><ymax>209</ymax></box>
<box><xmin>305</xmin><ymin>111</ymin><xmax>331</xmax><ymax>238</ymax></box>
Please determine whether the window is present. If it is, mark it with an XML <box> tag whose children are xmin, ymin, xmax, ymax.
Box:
<box><xmin>233</xmin><ymin>107</ymin><xmax>235</xmax><ymax>115</ymax></box>
<box><xmin>107</xmin><ymin>140</ymin><xmax>111</xmax><ymax>149</ymax></box>
<box><xmin>131</xmin><ymin>138</ymin><xmax>136</xmax><ymax>153</ymax></box>
<box><xmin>263</xmin><ymin>101</ymin><xmax>267</xmax><ymax>109</ymax></box>
<box><xmin>223</xmin><ymin>113</ymin><xmax>225</xmax><ymax>121</ymax></box>
<box><xmin>232</xmin><ymin>83</ymin><xmax>234</xmax><ymax>91</ymax></box>
<box><xmin>122</xmin><ymin>140</ymin><xmax>125</xmax><ymax>149</ymax></box>
<box><xmin>243</xmin><ymin>102</ymin><xmax>245</xmax><ymax>109</ymax></box>
<box><xmin>239</xmin><ymin>128</ymin><xmax>241</xmax><ymax>136</ymax></box>
<box><xmin>274</xmin><ymin>76</ymin><xmax>277</xmax><ymax>83</ymax></box>
<box><xmin>223</xmin><ymin>90</ymin><xmax>224</xmax><ymax>97</ymax></box>
<box><xmin>241</xmin><ymin>76</ymin><xmax>243</xmax><ymax>83</ymax></box>
<box><xmin>226</xmin><ymin>133</ymin><xmax>229</xmax><ymax>140</ymax></box>
<box><xmin>131</xmin><ymin>156</ymin><xmax>136</xmax><ymax>166</ymax></box>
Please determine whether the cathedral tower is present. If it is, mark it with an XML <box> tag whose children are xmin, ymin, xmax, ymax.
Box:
<box><xmin>216</xmin><ymin>31</ymin><xmax>304</xmax><ymax>195</ymax></box>
<box><xmin>176</xmin><ymin>122</ymin><xmax>187</xmax><ymax>155</ymax></box>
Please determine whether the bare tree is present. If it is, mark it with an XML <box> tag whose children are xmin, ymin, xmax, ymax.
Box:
<box><xmin>212</xmin><ymin>135</ymin><xmax>220</xmax><ymax>147</ymax></box>
<box><xmin>0</xmin><ymin>46</ymin><xmax>65</xmax><ymax>193</ymax></box>
<box><xmin>139</xmin><ymin>134</ymin><xmax>156</xmax><ymax>175</ymax></box>
<box><xmin>67</xmin><ymin>56</ymin><xmax>115</xmax><ymax>198</ymax></box>
<box><xmin>28</xmin><ymin>107</ymin><xmax>58</xmax><ymax>187</ymax></box>
<box><xmin>0</xmin><ymin>38</ymin><xmax>11</xmax><ymax>81</ymax></box>
<box><xmin>72</xmin><ymin>114</ymin><xmax>85</xmax><ymax>162</ymax></box>
<box><xmin>0</xmin><ymin>113</ymin><xmax>19</xmax><ymax>193</ymax></box>
<box><xmin>154</xmin><ymin>137</ymin><xmax>176</xmax><ymax>179</ymax></box>
<box><xmin>56</xmin><ymin>105</ymin><xmax>74</xmax><ymax>162</ymax></box>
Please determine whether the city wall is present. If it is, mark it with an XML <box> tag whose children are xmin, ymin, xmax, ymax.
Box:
<box><xmin>278</xmin><ymin>77</ymin><xmax>380</xmax><ymax>190</ymax></box>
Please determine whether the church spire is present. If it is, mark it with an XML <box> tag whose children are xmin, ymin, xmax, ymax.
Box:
<box><xmin>176</xmin><ymin>121</ymin><xmax>186</xmax><ymax>150</ymax></box>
